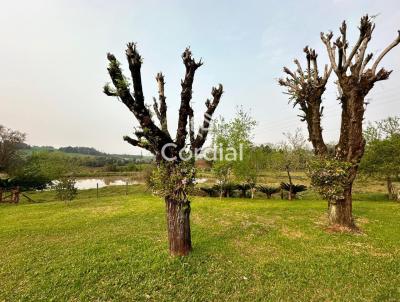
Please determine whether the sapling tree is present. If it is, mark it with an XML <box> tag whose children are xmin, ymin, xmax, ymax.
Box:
<box><xmin>280</xmin><ymin>129</ymin><xmax>310</xmax><ymax>200</ymax></box>
<box><xmin>54</xmin><ymin>177</ymin><xmax>78</xmax><ymax>203</ymax></box>
<box><xmin>364</xmin><ymin>116</ymin><xmax>400</xmax><ymax>144</ymax></box>
<box><xmin>104</xmin><ymin>43</ymin><xmax>223</xmax><ymax>256</ymax></box>
<box><xmin>0</xmin><ymin>125</ymin><xmax>26</xmax><ymax>172</ymax></box>
<box><xmin>280</xmin><ymin>15</ymin><xmax>400</xmax><ymax>227</ymax></box>
<box><xmin>361</xmin><ymin>135</ymin><xmax>400</xmax><ymax>200</ymax></box>
<box><xmin>361</xmin><ymin>116</ymin><xmax>400</xmax><ymax>200</ymax></box>
<box><xmin>212</xmin><ymin>109</ymin><xmax>257</xmax><ymax>197</ymax></box>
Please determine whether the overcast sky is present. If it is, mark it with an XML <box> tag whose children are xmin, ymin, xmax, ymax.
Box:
<box><xmin>1</xmin><ymin>0</ymin><xmax>399</xmax><ymax>154</ymax></box>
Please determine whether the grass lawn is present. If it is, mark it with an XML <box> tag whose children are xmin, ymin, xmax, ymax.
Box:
<box><xmin>0</xmin><ymin>186</ymin><xmax>399</xmax><ymax>301</ymax></box>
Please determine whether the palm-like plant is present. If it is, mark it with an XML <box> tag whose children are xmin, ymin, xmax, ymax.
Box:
<box><xmin>236</xmin><ymin>183</ymin><xmax>251</xmax><ymax>198</ymax></box>
<box><xmin>257</xmin><ymin>185</ymin><xmax>280</xmax><ymax>199</ymax></box>
<box><xmin>280</xmin><ymin>182</ymin><xmax>307</xmax><ymax>200</ymax></box>
<box><xmin>200</xmin><ymin>187</ymin><xmax>217</xmax><ymax>197</ymax></box>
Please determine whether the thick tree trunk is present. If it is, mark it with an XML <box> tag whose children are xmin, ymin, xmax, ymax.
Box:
<box><xmin>328</xmin><ymin>186</ymin><xmax>354</xmax><ymax>228</ymax></box>
<box><xmin>165</xmin><ymin>197</ymin><xmax>192</xmax><ymax>256</ymax></box>
<box><xmin>329</xmin><ymin>88</ymin><xmax>366</xmax><ymax>229</ymax></box>
<box><xmin>387</xmin><ymin>177</ymin><xmax>394</xmax><ymax>200</ymax></box>
<box><xmin>308</xmin><ymin>95</ymin><xmax>328</xmax><ymax>156</ymax></box>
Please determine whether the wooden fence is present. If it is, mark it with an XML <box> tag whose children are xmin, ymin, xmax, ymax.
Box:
<box><xmin>0</xmin><ymin>187</ymin><xmax>20</xmax><ymax>204</ymax></box>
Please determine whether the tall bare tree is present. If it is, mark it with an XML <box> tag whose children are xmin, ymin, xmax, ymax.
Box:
<box><xmin>280</xmin><ymin>15</ymin><xmax>400</xmax><ymax>228</ymax></box>
<box><xmin>104</xmin><ymin>43</ymin><xmax>223</xmax><ymax>255</ymax></box>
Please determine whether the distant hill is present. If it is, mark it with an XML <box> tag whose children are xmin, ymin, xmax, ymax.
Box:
<box><xmin>59</xmin><ymin>146</ymin><xmax>104</xmax><ymax>156</ymax></box>
<box><xmin>22</xmin><ymin>145</ymin><xmax>153</xmax><ymax>162</ymax></box>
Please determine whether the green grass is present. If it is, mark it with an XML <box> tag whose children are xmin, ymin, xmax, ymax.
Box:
<box><xmin>1</xmin><ymin>187</ymin><xmax>399</xmax><ymax>301</ymax></box>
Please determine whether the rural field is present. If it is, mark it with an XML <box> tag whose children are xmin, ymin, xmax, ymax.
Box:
<box><xmin>1</xmin><ymin>186</ymin><xmax>399</xmax><ymax>301</ymax></box>
<box><xmin>1</xmin><ymin>1</ymin><xmax>400</xmax><ymax>301</ymax></box>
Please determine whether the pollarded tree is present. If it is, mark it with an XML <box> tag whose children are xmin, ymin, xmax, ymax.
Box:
<box><xmin>104</xmin><ymin>43</ymin><xmax>223</xmax><ymax>256</ymax></box>
<box><xmin>320</xmin><ymin>16</ymin><xmax>399</xmax><ymax>227</ymax></box>
<box><xmin>280</xmin><ymin>15</ymin><xmax>400</xmax><ymax>228</ymax></box>
<box><xmin>279</xmin><ymin>47</ymin><xmax>331</xmax><ymax>156</ymax></box>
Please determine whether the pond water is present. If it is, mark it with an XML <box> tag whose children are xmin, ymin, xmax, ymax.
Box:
<box><xmin>72</xmin><ymin>177</ymin><xmax>208</xmax><ymax>190</ymax></box>
<box><xmin>74</xmin><ymin>178</ymin><xmax>141</xmax><ymax>190</ymax></box>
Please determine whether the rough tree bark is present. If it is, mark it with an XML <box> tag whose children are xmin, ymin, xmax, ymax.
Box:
<box><xmin>166</xmin><ymin>196</ymin><xmax>192</xmax><ymax>256</ymax></box>
<box><xmin>104</xmin><ymin>43</ymin><xmax>223</xmax><ymax>256</ymax></box>
<box><xmin>386</xmin><ymin>177</ymin><xmax>394</xmax><ymax>200</ymax></box>
<box><xmin>280</xmin><ymin>16</ymin><xmax>400</xmax><ymax>228</ymax></box>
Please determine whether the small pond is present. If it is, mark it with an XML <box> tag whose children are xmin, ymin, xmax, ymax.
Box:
<box><xmin>74</xmin><ymin>177</ymin><xmax>141</xmax><ymax>190</ymax></box>
<box><xmin>72</xmin><ymin>177</ymin><xmax>208</xmax><ymax>190</ymax></box>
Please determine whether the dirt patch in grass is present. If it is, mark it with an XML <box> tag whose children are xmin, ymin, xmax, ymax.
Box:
<box><xmin>313</xmin><ymin>214</ymin><xmax>366</xmax><ymax>235</ymax></box>
<box><xmin>325</xmin><ymin>224</ymin><xmax>365</xmax><ymax>235</ymax></box>
<box><xmin>280</xmin><ymin>226</ymin><xmax>307</xmax><ymax>239</ymax></box>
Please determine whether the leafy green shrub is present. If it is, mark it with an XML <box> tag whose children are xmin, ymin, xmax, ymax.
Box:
<box><xmin>54</xmin><ymin>178</ymin><xmax>78</xmax><ymax>202</ymax></box>
<box><xmin>308</xmin><ymin>159</ymin><xmax>351</xmax><ymax>201</ymax></box>
<box><xmin>7</xmin><ymin>151</ymin><xmax>77</xmax><ymax>190</ymax></box>
<box><xmin>148</xmin><ymin>161</ymin><xmax>196</xmax><ymax>198</ymax></box>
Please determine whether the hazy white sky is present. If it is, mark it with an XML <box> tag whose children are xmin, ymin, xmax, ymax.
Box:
<box><xmin>1</xmin><ymin>0</ymin><xmax>399</xmax><ymax>154</ymax></box>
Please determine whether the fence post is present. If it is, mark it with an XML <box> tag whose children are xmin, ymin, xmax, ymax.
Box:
<box><xmin>96</xmin><ymin>183</ymin><xmax>99</xmax><ymax>199</ymax></box>
<box><xmin>125</xmin><ymin>181</ymin><xmax>128</xmax><ymax>195</ymax></box>
<box><xmin>13</xmin><ymin>187</ymin><xmax>20</xmax><ymax>204</ymax></box>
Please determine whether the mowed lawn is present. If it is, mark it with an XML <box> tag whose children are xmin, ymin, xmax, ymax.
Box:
<box><xmin>0</xmin><ymin>187</ymin><xmax>399</xmax><ymax>301</ymax></box>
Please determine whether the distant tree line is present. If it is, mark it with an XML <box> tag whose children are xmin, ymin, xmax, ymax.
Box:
<box><xmin>58</xmin><ymin>146</ymin><xmax>105</xmax><ymax>156</ymax></box>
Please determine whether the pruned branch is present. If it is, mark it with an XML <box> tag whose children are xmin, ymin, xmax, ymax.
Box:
<box><xmin>294</xmin><ymin>59</ymin><xmax>305</xmax><ymax>83</ymax></box>
<box><xmin>106</xmin><ymin>45</ymin><xmax>172</xmax><ymax>153</ymax></box>
<box><xmin>123</xmin><ymin>135</ymin><xmax>154</xmax><ymax>153</ymax></box>
<box><xmin>153</xmin><ymin>97</ymin><xmax>162</xmax><ymax>123</ymax></box>
<box><xmin>283</xmin><ymin>67</ymin><xmax>296</xmax><ymax>79</ymax></box>
<box><xmin>280</xmin><ymin>47</ymin><xmax>329</xmax><ymax>156</ymax></box>
<box><xmin>373</xmin><ymin>68</ymin><xmax>393</xmax><ymax>82</ymax></box>
<box><xmin>192</xmin><ymin>84</ymin><xmax>223</xmax><ymax>153</ymax></box>
<box><xmin>371</xmin><ymin>30</ymin><xmax>400</xmax><ymax>74</ymax></box>
<box><xmin>188</xmin><ymin>111</ymin><xmax>195</xmax><ymax>149</ymax></box>
<box><xmin>321</xmin><ymin>32</ymin><xmax>338</xmax><ymax>72</ymax></box>
<box><xmin>360</xmin><ymin>53</ymin><xmax>373</xmax><ymax>74</ymax></box>
<box><xmin>126</xmin><ymin>42</ymin><xmax>144</xmax><ymax>103</ymax></box>
<box><xmin>323</xmin><ymin>64</ymin><xmax>333</xmax><ymax>84</ymax></box>
<box><xmin>105</xmin><ymin>43</ymin><xmax>222</xmax><ymax>162</ymax></box>
<box><xmin>339</xmin><ymin>20</ymin><xmax>348</xmax><ymax>63</ymax></box>
<box><xmin>106</xmin><ymin>53</ymin><xmax>133</xmax><ymax>103</ymax></box>
<box><xmin>103</xmin><ymin>83</ymin><xmax>118</xmax><ymax>97</ymax></box>
<box><xmin>176</xmin><ymin>48</ymin><xmax>203</xmax><ymax>150</ymax></box>
<box><xmin>319</xmin><ymin>14</ymin><xmax>398</xmax><ymax>84</ymax></box>
<box><xmin>153</xmin><ymin>72</ymin><xmax>169</xmax><ymax>136</ymax></box>
<box><xmin>343</xmin><ymin>15</ymin><xmax>374</xmax><ymax>70</ymax></box>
